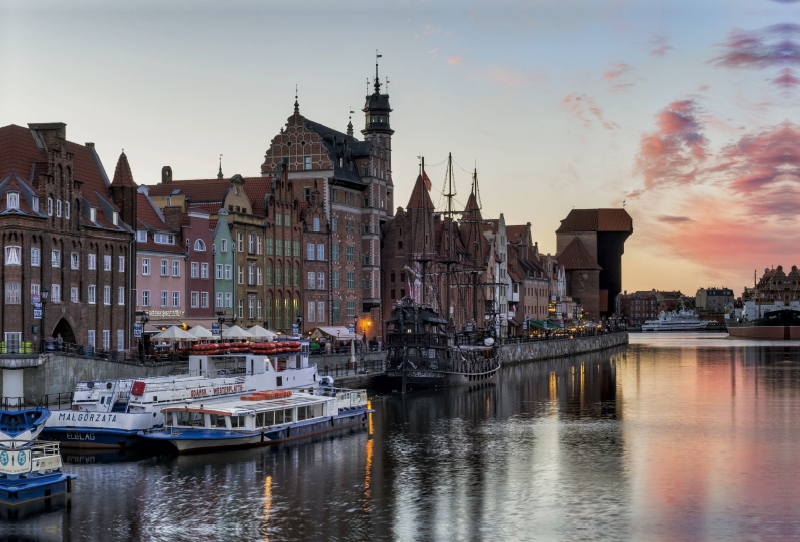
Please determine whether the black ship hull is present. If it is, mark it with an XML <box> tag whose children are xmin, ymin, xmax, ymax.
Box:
<box><xmin>386</xmin><ymin>364</ymin><xmax>500</xmax><ymax>389</ymax></box>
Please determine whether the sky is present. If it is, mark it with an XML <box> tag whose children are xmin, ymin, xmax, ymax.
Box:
<box><xmin>2</xmin><ymin>0</ymin><xmax>799</xmax><ymax>296</ymax></box>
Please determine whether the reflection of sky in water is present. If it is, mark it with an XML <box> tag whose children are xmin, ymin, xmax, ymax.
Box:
<box><xmin>10</xmin><ymin>337</ymin><xmax>800</xmax><ymax>541</ymax></box>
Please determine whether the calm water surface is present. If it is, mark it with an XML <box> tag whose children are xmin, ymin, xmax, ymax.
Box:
<box><xmin>8</xmin><ymin>334</ymin><xmax>800</xmax><ymax>541</ymax></box>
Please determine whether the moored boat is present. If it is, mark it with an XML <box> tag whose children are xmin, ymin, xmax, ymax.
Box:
<box><xmin>726</xmin><ymin>301</ymin><xmax>800</xmax><ymax>340</ymax></box>
<box><xmin>641</xmin><ymin>309</ymin><xmax>709</xmax><ymax>332</ymax></box>
<box><xmin>138</xmin><ymin>387</ymin><xmax>371</xmax><ymax>454</ymax></box>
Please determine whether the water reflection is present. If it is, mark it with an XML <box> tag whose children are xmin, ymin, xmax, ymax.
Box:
<box><xmin>11</xmin><ymin>338</ymin><xmax>800</xmax><ymax>541</ymax></box>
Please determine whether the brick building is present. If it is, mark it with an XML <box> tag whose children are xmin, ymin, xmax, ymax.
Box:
<box><xmin>0</xmin><ymin>123</ymin><xmax>136</xmax><ymax>351</ymax></box>
<box><xmin>695</xmin><ymin>287</ymin><xmax>734</xmax><ymax>313</ymax></box>
<box><xmin>742</xmin><ymin>266</ymin><xmax>800</xmax><ymax>305</ymax></box>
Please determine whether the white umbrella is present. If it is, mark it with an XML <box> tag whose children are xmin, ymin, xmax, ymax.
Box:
<box><xmin>247</xmin><ymin>325</ymin><xmax>277</xmax><ymax>339</ymax></box>
<box><xmin>221</xmin><ymin>325</ymin><xmax>253</xmax><ymax>339</ymax></box>
<box><xmin>153</xmin><ymin>327</ymin><xmax>196</xmax><ymax>341</ymax></box>
<box><xmin>187</xmin><ymin>325</ymin><xmax>214</xmax><ymax>339</ymax></box>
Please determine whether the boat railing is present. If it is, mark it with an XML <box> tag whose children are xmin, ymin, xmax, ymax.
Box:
<box><xmin>385</xmin><ymin>334</ymin><xmax>449</xmax><ymax>348</ymax></box>
<box><xmin>40</xmin><ymin>392</ymin><xmax>75</xmax><ymax>410</ymax></box>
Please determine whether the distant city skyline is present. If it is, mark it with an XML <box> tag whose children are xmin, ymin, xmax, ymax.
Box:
<box><xmin>3</xmin><ymin>0</ymin><xmax>798</xmax><ymax>295</ymax></box>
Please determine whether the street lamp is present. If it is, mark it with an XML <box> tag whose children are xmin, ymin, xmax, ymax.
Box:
<box><xmin>350</xmin><ymin>316</ymin><xmax>358</xmax><ymax>365</ymax></box>
<box><xmin>40</xmin><ymin>288</ymin><xmax>49</xmax><ymax>352</ymax></box>
<box><xmin>140</xmin><ymin>311</ymin><xmax>150</xmax><ymax>362</ymax></box>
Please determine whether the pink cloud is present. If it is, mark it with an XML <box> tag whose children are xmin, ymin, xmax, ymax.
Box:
<box><xmin>447</xmin><ymin>56</ymin><xmax>465</xmax><ymax>66</ymax></box>
<box><xmin>603</xmin><ymin>61</ymin><xmax>635</xmax><ymax>91</ymax></box>
<box><xmin>649</xmin><ymin>34</ymin><xmax>674</xmax><ymax>57</ymax></box>
<box><xmin>713</xmin><ymin>24</ymin><xmax>800</xmax><ymax>90</ymax></box>
<box><xmin>561</xmin><ymin>93</ymin><xmax>619</xmax><ymax>130</ymax></box>
<box><xmin>482</xmin><ymin>66</ymin><xmax>546</xmax><ymax>88</ymax></box>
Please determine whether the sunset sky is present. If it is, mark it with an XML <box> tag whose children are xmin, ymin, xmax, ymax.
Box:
<box><xmin>2</xmin><ymin>0</ymin><xmax>798</xmax><ymax>296</ymax></box>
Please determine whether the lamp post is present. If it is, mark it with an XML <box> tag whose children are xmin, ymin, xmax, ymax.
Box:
<box><xmin>350</xmin><ymin>316</ymin><xmax>357</xmax><ymax>366</ymax></box>
<box><xmin>40</xmin><ymin>288</ymin><xmax>49</xmax><ymax>353</ymax></box>
<box><xmin>140</xmin><ymin>311</ymin><xmax>150</xmax><ymax>362</ymax></box>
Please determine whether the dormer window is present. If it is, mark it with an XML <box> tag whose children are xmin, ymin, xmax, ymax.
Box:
<box><xmin>7</xmin><ymin>192</ymin><xmax>19</xmax><ymax>210</ymax></box>
<box><xmin>112</xmin><ymin>211</ymin><xmax>119</xmax><ymax>226</ymax></box>
<box><xmin>136</xmin><ymin>230</ymin><xmax>147</xmax><ymax>243</ymax></box>
<box><xmin>32</xmin><ymin>197</ymin><xmax>39</xmax><ymax>213</ymax></box>
<box><xmin>154</xmin><ymin>233</ymin><xmax>175</xmax><ymax>245</ymax></box>
<box><xmin>89</xmin><ymin>207</ymin><xmax>97</xmax><ymax>222</ymax></box>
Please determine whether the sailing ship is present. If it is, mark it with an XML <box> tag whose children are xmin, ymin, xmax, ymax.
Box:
<box><xmin>385</xmin><ymin>155</ymin><xmax>501</xmax><ymax>389</ymax></box>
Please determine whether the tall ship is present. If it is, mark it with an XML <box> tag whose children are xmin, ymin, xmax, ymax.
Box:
<box><xmin>726</xmin><ymin>300</ymin><xmax>800</xmax><ymax>340</ymax></box>
<box><xmin>385</xmin><ymin>156</ymin><xmax>501</xmax><ymax>389</ymax></box>
<box><xmin>641</xmin><ymin>309</ymin><xmax>709</xmax><ymax>332</ymax></box>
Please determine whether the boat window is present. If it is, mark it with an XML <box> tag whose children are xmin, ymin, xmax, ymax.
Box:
<box><xmin>284</xmin><ymin>408</ymin><xmax>294</xmax><ymax>423</ymax></box>
<box><xmin>408</xmin><ymin>348</ymin><xmax>417</xmax><ymax>357</ymax></box>
<box><xmin>209</xmin><ymin>414</ymin><xmax>227</xmax><ymax>428</ymax></box>
<box><xmin>176</xmin><ymin>411</ymin><xmax>193</xmax><ymax>426</ymax></box>
<box><xmin>100</xmin><ymin>396</ymin><xmax>105</xmax><ymax>405</ymax></box>
<box><xmin>275</xmin><ymin>410</ymin><xmax>284</xmax><ymax>425</ymax></box>
<box><xmin>230</xmin><ymin>415</ymin><xmax>245</xmax><ymax>428</ymax></box>
<box><xmin>313</xmin><ymin>403</ymin><xmax>323</xmax><ymax>418</ymax></box>
<box><xmin>256</xmin><ymin>413</ymin><xmax>264</xmax><ymax>427</ymax></box>
<box><xmin>263</xmin><ymin>411</ymin><xmax>274</xmax><ymax>427</ymax></box>
<box><xmin>297</xmin><ymin>406</ymin><xmax>308</xmax><ymax>421</ymax></box>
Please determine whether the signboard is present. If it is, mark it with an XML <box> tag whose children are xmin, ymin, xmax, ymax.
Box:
<box><xmin>133</xmin><ymin>323</ymin><xmax>142</xmax><ymax>338</ymax></box>
<box><xmin>291</xmin><ymin>324</ymin><xmax>299</xmax><ymax>335</ymax></box>
<box><xmin>31</xmin><ymin>294</ymin><xmax>40</xmax><ymax>304</ymax></box>
<box><xmin>33</xmin><ymin>302</ymin><xmax>42</xmax><ymax>320</ymax></box>
<box><xmin>211</xmin><ymin>323</ymin><xmax>220</xmax><ymax>336</ymax></box>
<box><xmin>466</xmin><ymin>322</ymin><xmax>473</xmax><ymax>332</ymax></box>
<box><xmin>348</xmin><ymin>324</ymin><xmax>355</xmax><ymax>334</ymax></box>
<box><xmin>0</xmin><ymin>449</ymin><xmax>31</xmax><ymax>476</ymax></box>
<box><xmin>523</xmin><ymin>321</ymin><xmax>528</xmax><ymax>330</ymax></box>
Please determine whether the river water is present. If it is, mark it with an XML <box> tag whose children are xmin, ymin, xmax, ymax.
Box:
<box><xmin>7</xmin><ymin>334</ymin><xmax>800</xmax><ymax>541</ymax></box>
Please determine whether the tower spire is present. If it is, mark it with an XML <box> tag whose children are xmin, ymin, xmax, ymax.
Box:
<box><xmin>217</xmin><ymin>154</ymin><xmax>223</xmax><ymax>179</ymax></box>
<box><xmin>347</xmin><ymin>108</ymin><xmax>354</xmax><ymax>137</ymax></box>
<box><xmin>294</xmin><ymin>84</ymin><xmax>299</xmax><ymax>115</ymax></box>
<box><xmin>374</xmin><ymin>50</ymin><xmax>383</xmax><ymax>94</ymax></box>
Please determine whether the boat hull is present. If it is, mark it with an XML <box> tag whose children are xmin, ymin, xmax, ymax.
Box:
<box><xmin>0</xmin><ymin>472</ymin><xmax>76</xmax><ymax>507</ymax></box>
<box><xmin>385</xmin><ymin>366</ymin><xmax>500</xmax><ymax>389</ymax></box>
<box><xmin>727</xmin><ymin>325</ymin><xmax>800</xmax><ymax>340</ymax></box>
<box><xmin>39</xmin><ymin>427</ymin><xmax>144</xmax><ymax>449</ymax></box>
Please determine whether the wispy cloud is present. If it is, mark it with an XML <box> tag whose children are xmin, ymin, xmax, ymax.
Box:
<box><xmin>447</xmin><ymin>56</ymin><xmax>465</xmax><ymax>66</ymax></box>
<box><xmin>480</xmin><ymin>66</ymin><xmax>547</xmax><ymax>88</ymax></box>
<box><xmin>561</xmin><ymin>93</ymin><xmax>619</xmax><ymax>130</ymax></box>
<box><xmin>658</xmin><ymin>215</ymin><xmax>695</xmax><ymax>223</ymax></box>
<box><xmin>603</xmin><ymin>61</ymin><xmax>635</xmax><ymax>92</ymax></box>
<box><xmin>712</xmin><ymin>23</ymin><xmax>800</xmax><ymax>90</ymax></box>
<box><xmin>649</xmin><ymin>34</ymin><xmax>674</xmax><ymax>57</ymax></box>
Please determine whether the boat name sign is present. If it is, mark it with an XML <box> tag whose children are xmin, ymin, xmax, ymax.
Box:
<box><xmin>0</xmin><ymin>449</ymin><xmax>30</xmax><ymax>476</ymax></box>
<box><xmin>57</xmin><ymin>412</ymin><xmax>118</xmax><ymax>423</ymax></box>
<box><xmin>189</xmin><ymin>384</ymin><xmax>244</xmax><ymax>398</ymax></box>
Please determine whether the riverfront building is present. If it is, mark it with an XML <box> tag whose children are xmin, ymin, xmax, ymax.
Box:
<box><xmin>0</xmin><ymin>123</ymin><xmax>136</xmax><ymax>351</ymax></box>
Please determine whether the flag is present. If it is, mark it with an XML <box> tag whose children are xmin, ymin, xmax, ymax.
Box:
<box><xmin>422</xmin><ymin>170</ymin><xmax>431</xmax><ymax>191</ymax></box>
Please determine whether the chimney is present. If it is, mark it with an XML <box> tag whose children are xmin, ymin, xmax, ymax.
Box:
<box><xmin>28</xmin><ymin>122</ymin><xmax>67</xmax><ymax>151</ymax></box>
<box><xmin>162</xmin><ymin>206</ymin><xmax>183</xmax><ymax>233</ymax></box>
<box><xmin>85</xmin><ymin>142</ymin><xmax>95</xmax><ymax>148</ymax></box>
<box><xmin>162</xmin><ymin>166</ymin><xmax>172</xmax><ymax>184</ymax></box>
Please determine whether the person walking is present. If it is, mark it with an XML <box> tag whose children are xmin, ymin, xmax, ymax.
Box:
<box><xmin>56</xmin><ymin>333</ymin><xmax>64</xmax><ymax>352</ymax></box>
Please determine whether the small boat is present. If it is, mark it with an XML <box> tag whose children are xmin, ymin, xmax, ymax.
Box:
<box><xmin>641</xmin><ymin>309</ymin><xmax>710</xmax><ymax>332</ymax></box>
<box><xmin>42</xmin><ymin>346</ymin><xmax>320</xmax><ymax>449</ymax></box>
<box><xmin>138</xmin><ymin>387</ymin><xmax>371</xmax><ymax>454</ymax></box>
<box><xmin>0</xmin><ymin>408</ymin><xmax>76</xmax><ymax>506</ymax></box>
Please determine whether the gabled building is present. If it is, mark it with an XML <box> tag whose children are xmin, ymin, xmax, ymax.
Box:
<box><xmin>0</xmin><ymin>123</ymin><xmax>136</xmax><ymax>352</ymax></box>
<box><xmin>182</xmin><ymin>209</ymin><xmax>215</xmax><ymax>324</ymax></box>
<box><xmin>212</xmin><ymin>210</ymin><xmax>235</xmax><ymax>319</ymax></box>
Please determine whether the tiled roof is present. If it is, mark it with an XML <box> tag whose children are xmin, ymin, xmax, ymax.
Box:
<box><xmin>556</xmin><ymin>208</ymin><xmax>632</xmax><ymax>233</ymax></box>
<box><xmin>406</xmin><ymin>174</ymin><xmax>434</xmax><ymax>210</ymax></box>
<box><xmin>110</xmin><ymin>152</ymin><xmax>137</xmax><ymax>187</ymax></box>
<box><xmin>147</xmin><ymin>176</ymin><xmax>275</xmax><ymax>217</ymax></box>
<box><xmin>557</xmin><ymin>238</ymin><xmax>602</xmax><ymax>270</ymax></box>
<box><xmin>506</xmin><ymin>225</ymin><xmax>529</xmax><ymax>244</ymax></box>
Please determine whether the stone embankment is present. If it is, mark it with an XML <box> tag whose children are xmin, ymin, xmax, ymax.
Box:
<box><xmin>500</xmin><ymin>332</ymin><xmax>629</xmax><ymax>365</ymax></box>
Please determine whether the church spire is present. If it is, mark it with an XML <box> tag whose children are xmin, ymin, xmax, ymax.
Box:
<box><xmin>217</xmin><ymin>154</ymin><xmax>224</xmax><ymax>179</ymax></box>
<box><xmin>293</xmin><ymin>84</ymin><xmax>299</xmax><ymax>115</ymax></box>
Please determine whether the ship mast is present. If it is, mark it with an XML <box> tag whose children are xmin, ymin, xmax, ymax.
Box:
<box><xmin>444</xmin><ymin>153</ymin><xmax>455</xmax><ymax>328</ymax></box>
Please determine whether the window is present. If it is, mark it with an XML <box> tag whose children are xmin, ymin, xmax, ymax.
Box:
<box><xmin>248</xmin><ymin>234</ymin><xmax>254</xmax><ymax>254</ymax></box>
<box><xmin>117</xmin><ymin>330</ymin><xmax>124</xmax><ymax>350</ymax></box>
<box><xmin>313</xmin><ymin>217</ymin><xmax>320</xmax><ymax>232</ymax></box>
<box><xmin>317</xmin><ymin>245</ymin><xmax>325</xmax><ymax>261</ymax></box>
<box><xmin>191</xmin><ymin>291</ymin><xmax>199</xmax><ymax>308</ymax></box>
<box><xmin>51</xmin><ymin>250</ymin><xmax>60</xmax><ymax>268</ymax></box>
<box><xmin>266</xmin><ymin>266</ymin><xmax>272</xmax><ymax>285</ymax></box>
<box><xmin>285</xmin><ymin>267</ymin><xmax>291</xmax><ymax>286</ymax></box>
<box><xmin>346</xmin><ymin>246</ymin><xmax>354</xmax><ymax>262</ymax></box>
<box><xmin>104</xmin><ymin>255</ymin><xmax>112</xmax><ymax>271</ymax></box>
<box><xmin>172</xmin><ymin>261</ymin><xmax>180</xmax><ymax>277</ymax></box>
<box><xmin>216</xmin><ymin>292</ymin><xmax>223</xmax><ymax>307</ymax></box>
<box><xmin>331</xmin><ymin>218</ymin><xmax>338</xmax><ymax>231</ymax></box>
<box><xmin>225</xmin><ymin>293</ymin><xmax>232</xmax><ymax>308</ymax></box>
<box><xmin>119</xmin><ymin>256</ymin><xmax>125</xmax><ymax>272</ymax></box>
<box><xmin>257</xmin><ymin>236</ymin><xmax>262</xmax><ymax>254</ymax></box>
<box><xmin>57</xmin><ymin>200</ymin><xmax>62</xmax><ymax>217</ymax></box>
<box><xmin>391</xmin><ymin>289</ymin><xmax>396</xmax><ymax>299</ymax></box>
<box><xmin>266</xmin><ymin>238</ymin><xmax>273</xmax><ymax>255</ymax></box>
<box><xmin>71</xmin><ymin>286</ymin><xmax>79</xmax><ymax>303</ymax></box>
<box><xmin>216</xmin><ymin>264</ymin><xmax>223</xmax><ymax>279</ymax></box>
<box><xmin>307</xmin><ymin>243</ymin><xmax>315</xmax><ymax>260</ymax></box>
<box><xmin>160</xmin><ymin>291</ymin><xmax>168</xmax><ymax>307</ymax></box>
<box><xmin>237</xmin><ymin>265</ymin><xmax>243</xmax><ymax>284</ymax></box>
<box><xmin>4</xmin><ymin>283</ymin><xmax>20</xmax><ymax>304</ymax></box>
<box><xmin>47</xmin><ymin>197</ymin><xmax>53</xmax><ymax>216</ymax></box>
<box><xmin>172</xmin><ymin>291</ymin><xmax>180</xmax><ymax>307</ymax></box>
<box><xmin>293</xmin><ymin>241</ymin><xmax>300</xmax><ymax>257</ymax></box>
<box><xmin>317</xmin><ymin>301</ymin><xmax>325</xmax><ymax>324</ymax></box>
<box><xmin>7</xmin><ymin>192</ymin><xmax>18</xmax><ymax>210</ymax></box>
<box><xmin>248</xmin><ymin>265</ymin><xmax>254</xmax><ymax>285</ymax></box>
<box><xmin>308</xmin><ymin>272</ymin><xmax>315</xmax><ymax>289</ymax></box>
<box><xmin>201</xmin><ymin>263</ymin><xmax>209</xmax><ymax>279</ymax></box>
<box><xmin>332</xmin><ymin>245</ymin><xmax>339</xmax><ymax>261</ymax></box>
<box><xmin>154</xmin><ymin>234</ymin><xmax>175</xmax><ymax>245</ymax></box>
<box><xmin>237</xmin><ymin>233</ymin><xmax>243</xmax><ymax>252</ymax></box>
<box><xmin>65</xmin><ymin>201</ymin><xmax>70</xmax><ymax>219</ymax></box>
<box><xmin>142</xmin><ymin>290</ymin><xmax>151</xmax><ymax>307</ymax></box>
<box><xmin>104</xmin><ymin>285</ymin><xmax>111</xmax><ymax>305</ymax></box>
<box><xmin>87</xmin><ymin>330</ymin><xmax>95</xmax><ymax>349</ymax></box>
<box><xmin>201</xmin><ymin>292</ymin><xmax>209</xmax><ymax>308</ymax></box>
<box><xmin>276</xmin><ymin>213</ymin><xmax>282</xmax><ymax>227</ymax></box>
<box><xmin>142</xmin><ymin>258</ymin><xmax>150</xmax><ymax>276</ymax></box>
<box><xmin>304</xmin><ymin>156</ymin><xmax>312</xmax><ymax>170</ymax></box>
<box><xmin>118</xmin><ymin>287</ymin><xmax>125</xmax><ymax>305</ymax></box>
<box><xmin>346</xmin><ymin>301</ymin><xmax>356</xmax><ymax>318</ymax></box>
<box><xmin>32</xmin><ymin>197</ymin><xmax>39</xmax><ymax>213</ymax></box>
<box><xmin>276</xmin><ymin>239</ymin><xmax>283</xmax><ymax>256</ymax></box>
<box><xmin>317</xmin><ymin>272</ymin><xmax>325</xmax><ymax>290</ymax></box>
<box><xmin>194</xmin><ymin>239</ymin><xmax>206</xmax><ymax>251</ymax></box>
<box><xmin>257</xmin><ymin>267</ymin><xmax>262</xmax><ymax>285</ymax></box>
<box><xmin>137</xmin><ymin>230</ymin><xmax>147</xmax><ymax>243</ymax></box>
<box><xmin>285</xmin><ymin>214</ymin><xmax>290</xmax><ymax>227</ymax></box>
<box><xmin>112</xmin><ymin>211</ymin><xmax>118</xmax><ymax>225</ymax></box>
<box><xmin>347</xmin><ymin>272</ymin><xmax>355</xmax><ymax>289</ymax></box>
<box><xmin>221</xmin><ymin>239</ymin><xmax>228</xmax><ymax>252</ymax></box>
<box><xmin>275</xmin><ymin>265</ymin><xmax>282</xmax><ymax>286</ymax></box>
<box><xmin>31</xmin><ymin>248</ymin><xmax>40</xmax><ymax>267</ymax></box>
<box><xmin>225</xmin><ymin>265</ymin><xmax>232</xmax><ymax>280</ymax></box>
<box><xmin>238</xmin><ymin>299</ymin><xmax>244</xmax><ymax>318</ymax></box>
<box><xmin>332</xmin><ymin>301</ymin><xmax>341</xmax><ymax>323</ymax></box>
<box><xmin>160</xmin><ymin>260</ymin><xmax>168</xmax><ymax>276</ymax></box>
<box><xmin>293</xmin><ymin>268</ymin><xmax>299</xmax><ymax>286</ymax></box>
<box><xmin>102</xmin><ymin>330</ymin><xmax>110</xmax><ymax>350</ymax></box>
<box><xmin>266</xmin><ymin>297</ymin><xmax>272</xmax><ymax>324</ymax></box>
<box><xmin>364</xmin><ymin>279</ymin><xmax>371</xmax><ymax>290</ymax></box>
<box><xmin>89</xmin><ymin>207</ymin><xmax>96</xmax><ymax>222</ymax></box>
<box><xmin>51</xmin><ymin>284</ymin><xmax>61</xmax><ymax>303</ymax></box>
<box><xmin>88</xmin><ymin>285</ymin><xmax>97</xmax><ymax>304</ymax></box>
<box><xmin>257</xmin><ymin>299</ymin><xmax>262</xmax><ymax>318</ymax></box>
<box><xmin>5</xmin><ymin>246</ymin><xmax>21</xmax><ymax>265</ymax></box>
<box><xmin>308</xmin><ymin>301</ymin><xmax>316</xmax><ymax>322</ymax></box>
<box><xmin>191</xmin><ymin>262</ymin><xmax>199</xmax><ymax>278</ymax></box>
<box><xmin>332</xmin><ymin>271</ymin><xmax>340</xmax><ymax>288</ymax></box>
<box><xmin>248</xmin><ymin>298</ymin><xmax>254</xmax><ymax>319</ymax></box>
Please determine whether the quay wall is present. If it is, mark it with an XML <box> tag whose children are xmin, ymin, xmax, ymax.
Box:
<box><xmin>500</xmin><ymin>332</ymin><xmax>629</xmax><ymax>365</ymax></box>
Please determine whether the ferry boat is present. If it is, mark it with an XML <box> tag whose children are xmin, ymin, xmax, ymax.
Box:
<box><xmin>0</xmin><ymin>408</ymin><xmax>76</xmax><ymax>506</ymax></box>
<box><xmin>41</xmin><ymin>346</ymin><xmax>319</xmax><ymax>449</ymax></box>
<box><xmin>641</xmin><ymin>309</ymin><xmax>710</xmax><ymax>332</ymax></box>
<box><xmin>138</xmin><ymin>387</ymin><xmax>371</xmax><ymax>454</ymax></box>
<box><xmin>726</xmin><ymin>300</ymin><xmax>800</xmax><ymax>340</ymax></box>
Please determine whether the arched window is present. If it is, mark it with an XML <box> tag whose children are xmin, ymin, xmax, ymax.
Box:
<box><xmin>194</xmin><ymin>239</ymin><xmax>205</xmax><ymax>252</ymax></box>
<box><xmin>47</xmin><ymin>197</ymin><xmax>53</xmax><ymax>216</ymax></box>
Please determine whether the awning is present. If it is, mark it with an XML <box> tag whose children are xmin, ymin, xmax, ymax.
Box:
<box><xmin>180</xmin><ymin>319</ymin><xmax>219</xmax><ymax>329</ymax></box>
<box><xmin>310</xmin><ymin>327</ymin><xmax>357</xmax><ymax>340</ymax></box>
<box><xmin>528</xmin><ymin>320</ymin><xmax>562</xmax><ymax>330</ymax></box>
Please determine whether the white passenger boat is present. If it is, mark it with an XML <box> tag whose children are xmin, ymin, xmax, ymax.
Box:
<box><xmin>41</xmin><ymin>347</ymin><xmax>319</xmax><ymax>449</ymax></box>
<box><xmin>139</xmin><ymin>387</ymin><xmax>371</xmax><ymax>454</ymax></box>
<box><xmin>641</xmin><ymin>310</ymin><xmax>709</xmax><ymax>332</ymax></box>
